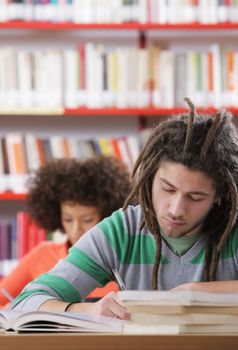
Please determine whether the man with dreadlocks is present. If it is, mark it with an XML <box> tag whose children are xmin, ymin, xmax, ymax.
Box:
<box><xmin>11</xmin><ymin>98</ymin><xmax>238</xmax><ymax>320</ymax></box>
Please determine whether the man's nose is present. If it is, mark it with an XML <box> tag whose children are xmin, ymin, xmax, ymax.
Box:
<box><xmin>169</xmin><ymin>195</ymin><xmax>185</xmax><ymax>218</ymax></box>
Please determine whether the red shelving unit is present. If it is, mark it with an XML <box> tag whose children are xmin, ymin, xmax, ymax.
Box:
<box><xmin>0</xmin><ymin>193</ymin><xmax>27</xmax><ymax>200</ymax></box>
<box><xmin>1</xmin><ymin>21</ymin><xmax>238</xmax><ymax>31</ymax></box>
<box><xmin>64</xmin><ymin>107</ymin><xmax>238</xmax><ymax>116</ymax></box>
<box><xmin>0</xmin><ymin>107</ymin><xmax>237</xmax><ymax>117</ymax></box>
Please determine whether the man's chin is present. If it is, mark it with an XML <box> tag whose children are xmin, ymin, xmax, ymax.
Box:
<box><xmin>164</xmin><ymin>232</ymin><xmax>183</xmax><ymax>238</ymax></box>
<box><xmin>160</xmin><ymin>226</ymin><xmax>187</xmax><ymax>238</ymax></box>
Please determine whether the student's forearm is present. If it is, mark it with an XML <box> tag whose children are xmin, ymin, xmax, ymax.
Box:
<box><xmin>39</xmin><ymin>292</ymin><xmax>129</xmax><ymax>319</ymax></box>
<box><xmin>11</xmin><ymin>294</ymin><xmax>57</xmax><ymax>311</ymax></box>
<box><xmin>39</xmin><ymin>299</ymin><xmax>91</xmax><ymax>313</ymax></box>
<box><xmin>171</xmin><ymin>280</ymin><xmax>238</xmax><ymax>293</ymax></box>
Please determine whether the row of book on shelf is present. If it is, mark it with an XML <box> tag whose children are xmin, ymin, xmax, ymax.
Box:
<box><xmin>0</xmin><ymin>130</ymin><xmax>148</xmax><ymax>193</ymax></box>
<box><xmin>1</xmin><ymin>290</ymin><xmax>238</xmax><ymax>334</ymax></box>
<box><xmin>0</xmin><ymin>212</ymin><xmax>47</xmax><ymax>277</ymax></box>
<box><xmin>0</xmin><ymin>44</ymin><xmax>236</xmax><ymax>110</ymax></box>
<box><xmin>1</xmin><ymin>0</ymin><xmax>238</xmax><ymax>24</ymax></box>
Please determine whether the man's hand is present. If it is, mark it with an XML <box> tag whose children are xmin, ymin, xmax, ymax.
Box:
<box><xmin>170</xmin><ymin>282</ymin><xmax>196</xmax><ymax>291</ymax></box>
<box><xmin>171</xmin><ymin>280</ymin><xmax>238</xmax><ymax>293</ymax></box>
<box><xmin>67</xmin><ymin>291</ymin><xmax>129</xmax><ymax>319</ymax></box>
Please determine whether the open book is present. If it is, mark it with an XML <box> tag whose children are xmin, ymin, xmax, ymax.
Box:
<box><xmin>0</xmin><ymin>310</ymin><xmax>123</xmax><ymax>333</ymax></box>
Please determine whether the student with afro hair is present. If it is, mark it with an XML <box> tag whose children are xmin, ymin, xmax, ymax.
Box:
<box><xmin>0</xmin><ymin>156</ymin><xmax>131</xmax><ymax>307</ymax></box>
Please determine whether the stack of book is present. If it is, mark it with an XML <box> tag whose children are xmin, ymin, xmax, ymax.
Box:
<box><xmin>118</xmin><ymin>290</ymin><xmax>238</xmax><ymax>334</ymax></box>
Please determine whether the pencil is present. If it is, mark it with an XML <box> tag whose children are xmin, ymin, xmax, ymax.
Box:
<box><xmin>0</xmin><ymin>288</ymin><xmax>14</xmax><ymax>302</ymax></box>
<box><xmin>112</xmin><ymin>269</ymin><xmax>127</xmax><ymax>291</ymax></box>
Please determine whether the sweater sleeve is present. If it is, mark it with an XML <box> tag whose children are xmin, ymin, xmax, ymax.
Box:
<box><xmin>11</xmin><ymin>210</ymin><xmax>125</xmax><ymax>311</ymax></box>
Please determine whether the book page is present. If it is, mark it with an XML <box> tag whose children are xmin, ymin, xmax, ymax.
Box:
<box><xmin>10</xmin><ymin>310</ymin><xmax>123</xmax><ymax>333</ymax></box>
<box><xmin>0</xmin><ymin>310</ymin><xmax>23</xmax><ymax>330</ymax></box>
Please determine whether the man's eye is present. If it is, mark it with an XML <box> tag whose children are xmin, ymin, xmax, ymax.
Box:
<box><xmin>189</xmin><ymin>196</ymin><xmax>203</xmax><ymax>202</ymax></box>
<box><xmin>163</xmin><ymin>187</ymin><xmax>174</xmax><ymax>193</ymax></box>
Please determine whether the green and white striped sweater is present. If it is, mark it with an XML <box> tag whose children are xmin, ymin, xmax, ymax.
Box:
<box><xmin>12</xmin><ymin>205</ymin><xmax>238</xmax><ymax>311</ymax></box>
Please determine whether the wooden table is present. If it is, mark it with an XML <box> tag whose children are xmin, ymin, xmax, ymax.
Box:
<box><xmin>1</xmin><ymin>333</ymin><xmax>238</xmax><ymax>350</ymax></box>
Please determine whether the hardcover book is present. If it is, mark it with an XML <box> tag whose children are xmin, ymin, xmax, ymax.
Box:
<box><xmin>118</xmin><ymin>290</ymin><xmax>238</xmax><ymax>334</ymax></box>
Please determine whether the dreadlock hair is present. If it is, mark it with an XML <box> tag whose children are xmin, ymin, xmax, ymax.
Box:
<box><xmin>124</xmin><ymin>98</ymin><xmax>238</xmax><ymax>290</ymax></box>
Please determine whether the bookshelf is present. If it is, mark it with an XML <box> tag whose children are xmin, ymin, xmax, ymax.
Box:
<box><xmin>1</xmin><ymin>0</ymin><xmax>238</xmax><ymax>274</ymax></box>
<box><xmin>0</xmin><ymin>19</ymin><xmax>238</xmax><ymax>189</ymax></box>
